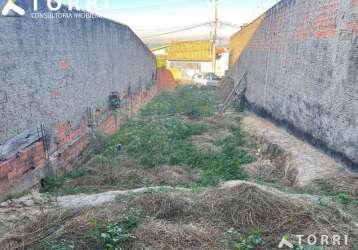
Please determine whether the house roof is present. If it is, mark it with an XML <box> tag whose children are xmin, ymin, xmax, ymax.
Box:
<box><xmin>167</xmin><ymin>40</ymin><xmax>213</xmax><ymax>62</ymax></box>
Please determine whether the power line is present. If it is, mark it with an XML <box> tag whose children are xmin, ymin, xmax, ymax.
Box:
<box><xmin>141</xmin><ymin>22</ymin><xmax>211</xmax><ymax>39</ymax></box>
<box><xmin>137</xmin><ymin>22</ymin><xmax>211</xmax><ymax>33</ymax></box>
<box><xmin>139</xmin><ymin>20</ymin><xmax>241</xmax><ymax>32</ymax></box>
<box><xmin>219</xmin><ymin>21</ymin><xmax>241</xmax><ymax>29</ymax></box>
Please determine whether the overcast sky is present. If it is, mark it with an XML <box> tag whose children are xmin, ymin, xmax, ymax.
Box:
<box><xmin>84</xmin><ymin>0</ymin><xmax>279</xmax><ymax>44</ymax></box>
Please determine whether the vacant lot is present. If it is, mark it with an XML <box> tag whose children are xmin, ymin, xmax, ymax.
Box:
<box><xmin>1</xmin><ymin>86</ymin><xmax>357</xmax><ymax>250</ymax></box>
<box><xmin>40</xmin><ymin>86</ymin><xmax>255</xmax><ymax>195</ymax></box>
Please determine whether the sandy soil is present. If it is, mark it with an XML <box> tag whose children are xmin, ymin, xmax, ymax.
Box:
<box><xmin>240</xmin><ymin>112</ymin><xmax>357</xmax><ymax>186</ymax></box>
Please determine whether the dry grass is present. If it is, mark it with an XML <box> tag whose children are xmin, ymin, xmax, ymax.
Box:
<box><xmin>242</xmin><ymin>139</ymin><xmax>297</xmax><ymax>186</ymax></box>
<box><xmin>125</xmin><ymin>184</ymin><xmax>356</xmax><ymax>249</ymax></box>
<box><xmin>1</xmin><ymin>210</ymin><xmax>83</xmax><ymax>249</ymax></box>
<box><xmin>3</xmin><ymin>86</ymin><xmax>357</xmax><ymax>249</ymax></box>
<box><xmin>61</xmin><ymin>159</ymin><xmax>202</xmax><ymax>194</ymax></box>
<box><xmin>321</xmin><ymin>173</ymin><xmax>358</xmax><ymax>199</ymax></box>
<box><xmin>133</xmin><ymin>220</ymin><xmax>223</xmax><ymax>250</ymax></box>
<box><xmin>3</xmin><ymin>182</ymin><xmax>356</xmax><ymax>249</ymax></box>
<box><xmin>152</xmin><ymin>165</ymin><xmax>201</xmax><ymax>186</ymax></box>
<box><xmin>191</xmin><ymin>129</ymin><xmax>232</xmax><ymax>154</ymax></box>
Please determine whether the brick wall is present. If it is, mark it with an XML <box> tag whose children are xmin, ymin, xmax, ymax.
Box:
<box><xmin>229</xmin><ymin>0</ymin><xmax>358</xmax><ymax>168</ymax></box>
<box><xmin>0</xmin><ymin>82</ymin><xmax>160</xmax><ymax>196</ymax></box>
<box><xmin>158</xmin><ymin>69</ymin><xmax>177</xmax><ymax>91</ymax></box>
<box><xmin>0</xmin><ymin>141</ymin><xmax>46</xmax><ymax>191</ymax></box>
<box><xmin>0</xmin><ymin>0</ymin><xmax>159</xmax><ymax>196</ymax></box>
<box><xmin>55</xmin><ymin>120</ymin><xmax>91</xmax><ymax>150</ymax></box>
<box><xmin>54</xmin><ymin>132</ymin><xmax>92</xmax><ymax>175</ymax></box>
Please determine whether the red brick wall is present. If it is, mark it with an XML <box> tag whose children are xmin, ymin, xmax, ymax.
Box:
<box><xmin>0</xmin><ymin>82</ymin><xmax>161</xmax><ymax>195</ymax></box>
<box><xmin>98</xmin><ymin>114</ymin><xmax>120</xmax><ymax>135</ymax></box>
<box><xmin>0</xmin><ymin>141</ymin><xmax>46</xmax><ymax>191</ymax></box>
<box><xmin>55</xmin><ymin>132</ymin><xmax>92</xmax><ymax>174</ymax></box>
<box><xmin>158</xmin><ymin>69</ymin><xmax>177</xmax><ymax>91</ymax></box>
<box><xmin>55</xmin><ymin>119</ymin><xmax>90</xmax><ymax>149</ymax></box>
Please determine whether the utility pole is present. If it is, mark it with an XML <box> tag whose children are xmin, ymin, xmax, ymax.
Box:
<box><xmin>211</xmin><ymin>0</ymin><xmax>219</xmax><ymax>74</ymax></box>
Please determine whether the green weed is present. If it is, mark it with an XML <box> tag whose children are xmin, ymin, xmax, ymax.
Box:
<box><xmin>110</xmin><ymin>117</ymin><xmax>251</xmax><ymax>186</ymax></box>
<box><xmin>40</xmin><ymin>176</ymin><xmax>63</xmax><ymax>193</ymax></box>
<box><xmin>100</xmin><ymin>221</ymin><xmax>135</xmax><ymax>250</ymax></box>
<box><xmin>100</xmin><ymin>87</ymin><xmax>253</xmax><ymax>187</ymax></box>
<box><xmin>141</xmin><ymin>85</ymin><xmax>219</xmax><ymax>118</ymax></box>
<box><xmin>41</xmin><ymin>169</ymin><xmax>88</xmax><ymax>194</ymax></box>
<box><xmin>225</xmin><ymin>228</ymin><xmax>262</xmax><ymax>250</ymax></box>
<box><xmin>64</xmin><ymin>168</ymin><xmax>88</xmax><ymax>179</ymax></box>
<box><xmin>88</xmin><ymin>210</ymin><xmax>142</xmax><ymax>250</ymax></box>
<box><xmin>42</xmin><ymin>86</ymin><xmax>253</xmax><ymax>194</ymax></box>
<box><xmin>317</xmin><ymin>182</ymin><xmax>358</xmax><ymax>207</ymax></box>
<box><xmin>115</xmin><ymin>118</ymin><xmax>207</xmax><ymax>168</ymax></box>
<box><xmin>49</xmin><ymin>240</ymin><xmax>75</xmax><ymax>250</ymax></box>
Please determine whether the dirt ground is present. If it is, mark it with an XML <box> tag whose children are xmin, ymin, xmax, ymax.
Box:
<box><xmin>240</xmin><ymin>112</ymin><xmax>357</xmax><ymax>186</ymax></box>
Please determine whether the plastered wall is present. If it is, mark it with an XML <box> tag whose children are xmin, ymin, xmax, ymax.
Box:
<box><xmin>229</xmin><ymin>0</ymin><xmax>358</xmax><ymax>167</ymax></box>
<box><xmin>0</xmin><ymin>0</ymin><xmax>157</xmax><ymax>149</ymax></box>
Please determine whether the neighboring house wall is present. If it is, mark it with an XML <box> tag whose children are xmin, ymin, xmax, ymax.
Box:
<box><xmin>217</xmin><ymin>52</ymin><xmax>229</xmax><ymax>77</ymax></box>
<box><xmin>167</xmin><ymin>41</ymin><xmax>212</xmax><ymax>62</ymax></box>
<box><xmin>229</xmin><ymin>0</ymin><xmax>358</xmax><ymax>168</ymax></box>
<box><xmin>0</xmin><ymin>0</ymin><xmax>158</xmax><ymax>197</ymax></box>
<box><xmin>229</xmin><ymin>16</ymin><xmax>263</xmax><ymax>66</ymax></box>
<box><xmin>168</xmin><ymin>61</ymin><xmax>212</xmax><ymax>81</ymax></box>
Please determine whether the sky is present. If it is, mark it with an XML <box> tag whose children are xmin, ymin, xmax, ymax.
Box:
<box><xmin>83</xmin><ymin>0</ymin><xmax>279</xmax><ymax>45</ymax></box>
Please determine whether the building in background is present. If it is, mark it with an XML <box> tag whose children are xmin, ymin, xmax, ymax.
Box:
<box><xmin>151</xmin><ymin>45</ymin><xmax>168</xmax><ymax>69</ymax></box>
<box><xmin>152</xmin><ymin>40</ymin><xmax>228</xmax><ymax>82</ymax></box>
<box><xmin>216</xmin><ymin>47</ymin><xmax>229</xmax><ymax>77</ymax></box>
<box><xmin>166</xmin><ymin>40</ymin><xmax>213</xmax><ymax>81</ymax></box>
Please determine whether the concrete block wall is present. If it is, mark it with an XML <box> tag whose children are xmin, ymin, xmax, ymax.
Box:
<box><xmin>0</xmin><ymin>0</ymin><xmax>159</xmax><ymax>196</ymax></box>
<box><xmin>0</xmin><ymin>0</ymin><xmax>157</xmax><ymax>146</ymax></box>
<box><xmin>229</xmin><ymin>0</ymin><xmax>358</xmax><ymax>168</ymax></box>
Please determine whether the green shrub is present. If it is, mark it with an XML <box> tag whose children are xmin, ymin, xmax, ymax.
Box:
<box><xmin>40</xmin><ymin>176</ymin><xmax>63</xmax><ymax>193</ymax></box>
<box><xmin>317</xmin><ymin>182</ymin><xmax>358</xmax><ymax>207</ymax></box>
<box><xmin>100</xmin><ymin>221</ymin><xmax>135</xmax><ymax>250</ymax></box>
<box><xmin>225</xmin><ymin>228</ymin><xmax>262</xmax><ymax>250</ymax></box>
<box><xmin>86</xmin><ymin>210</ymin><xmax>142</xmax><ymax>250</ymax></box>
